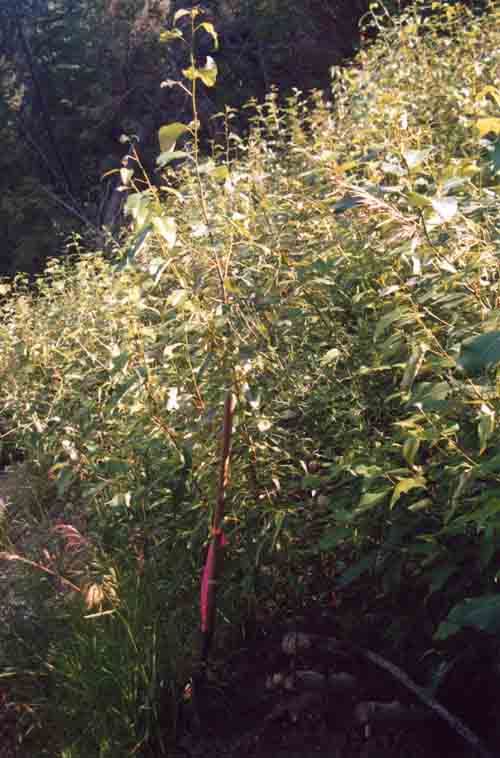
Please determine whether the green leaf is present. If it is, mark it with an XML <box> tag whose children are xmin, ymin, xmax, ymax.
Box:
<box><xmin>156</xmin><ymin>150</ymin><xmax>189</xmax><ymax>168</ymax></box>
<box><xmin>435</xmin><ymin>595</ymin><xmax>500</xmax><ymax>639</ymax></box>
<box><xmin>111</xmin><ymin>350</ymin><xmax>129</xmax><ymax>372</ymax></box>
<box><xmin>124</xmin><ymin>193</ymin><xmax>153</xmax><ymax>227</ymax></box>
<box><xmin>103</xmin><ymin>460</ymin><xmax>130</xmax><ymax>475</ymax></box>
<box><xmin>173</xmin><ymin>8</ymin><xmax>191</xmax><ymax>23</ymax></box>
<box><xmin>211</xmin><ymin>165</ymin><xmax>229</xmax><ymax>182</ymax></box>
<box><xmin>409</xmin><ymin>381</ymin><xmax>451</xmax><ymax>411</ymax></box>
<box><xmin>158</xmin><ymin>123</ymin><xmax>190</xmax><ymax>153</ymax></box>
<box><xmin>331</xmin><ymin>194</ymin><xmax>363</xmax><ymax>214</ymax></box>
<box><xmin>407</xmin><ymin>497</ymin><xmax>432</xmax><ymax>511</ymax></box>
<box><xmin>199</xmin><ymin>22</ymin><xmax>219</xmax><ymax>50</ymax></box>
<box><xmin>56</xmin><ymin>466</ymin><xmax>76</xmax><ymax>498</ymax></box>
<box><xmin>116</xmin><ymin>224</ymin><xmax>153</xmax><ymax>270</ymax></box>
<box><xmin>152</xmin><ymin>216</ymin><xmax>177</xmax><ymax>248</ymax></box>
<box><xmin>183</xmin><ymin>57</ymin><xmax>218</xmax><ymax>88</ymax></box>
<box><xmin>487</xmin><ymin>138</ymin><xmax>500</xmax><ymax>175</ymax></box>
<box><xmin>478</xmin><ymin>454</ymin><xmax>500</xmax><ymax>474</ymax></box>
<box><xmin>357</xmin><ymin>488</ymin><xmax>391</xmax><ymax>511</ymax></box>
<box><xmin>427</xmin><ymin>564</ymin><xmax>457</xmax><ymax>596</ymax></box>
<box><xmin>168</xmin><ymin>289</ymin><xmax>189</xmax><ymax>307</ymax></box>
<box><xmin>319</xmin><ymin>526</ymin><xmax>351</xmax><ymax>551</ymax></box>
<box><xmin>434</xmin><ymin>621</ymin><xmax>461</xmax><ymax>640</ymax></box>
<box><xmin>160</xmin><ymin>28</ymin><xmax>184</xmax><ymax>42</ymax></box>
<box><xmin>457</xmin><ymin>331</ymin><xmax>500</xmax><ymax>375</ymax></box>
<box><xmin>400</xmin><ymin>343</ymin><xmax>428</xmax><ymax>392</ymax></box>
<box><xmin>402</xmin><ymin>437</ymin><xmax>420</xmax><ymax>466</ymax></box>
<box><xmin>406</xmin><ymin>191</ymin><xmax>431</xmax><ymax>209</ymax></box>
<box><xmin>390</xmin><ymin>476</ymin><xmax>426</xmax><ymax>509</ymax></box>
<box><xmin>320</xmin><ymin>348</ymin><xmax>341</xmax><ymax>366</ymax></box>
<box><xmin>374</xmin><ymin>307</ymin><xmax>413</xmax><ymax>341</ymax></box>
<box><xmin>108</xmin><ymin>377</ymin><xmax>139</xmax><ymax>409</ymax></box>
<box><xmin>337</xmin><ymin>552</ymin><xmax>378</xmax><ymax>588</ymax></box>
<box><xmin>479</xmin><ymin>531</ymin><xmax>498</xmax><ymax>569</ymax></box>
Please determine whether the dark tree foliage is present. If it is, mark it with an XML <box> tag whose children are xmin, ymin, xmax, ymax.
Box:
<box><xmin>0</xmin><ymin>0</ymin><xmax>490</xmax><ymax>277</ymax></box>
<box><xmin>0</xmin><ymin>0</ymin><xmax>169</xmax><ymax>276</ymax></box>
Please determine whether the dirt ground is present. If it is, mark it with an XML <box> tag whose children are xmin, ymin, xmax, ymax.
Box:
<box><xmin>177</xmin><ymin>623</ymin><xmax>496</xmax><ymax>758</ymax></box>
<box><xmin>1</xmin><ymin>465</ymin><xmax>499</xmax><ymax>758</ymax></box>
<box><xmin>1</xmin><ymin>606</ymin><xmax>498</xmax><ymax>758</ymax></box>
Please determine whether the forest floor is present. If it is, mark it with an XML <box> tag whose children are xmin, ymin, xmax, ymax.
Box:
<box><xmin>0</xmin><ymin>466</ymin><xmax>498</xmax><ymax>758</ymax></box>
<box><xmin>177</xmin><ymin>617</ymin><xmax>495</xmax><ymax>758</ymax></box>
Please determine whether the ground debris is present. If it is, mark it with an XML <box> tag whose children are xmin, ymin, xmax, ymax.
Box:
<box><xmin>184</xmin><ymin>627</ymin><xmax>496</xmax><ymax>758</ymax></box>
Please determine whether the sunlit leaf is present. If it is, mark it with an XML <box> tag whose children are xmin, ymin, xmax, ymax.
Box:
<box><xmin>211</xmin><ymin>165</ymin><xmax>229</xmax><ymax>182</ymax></box>
<box><xmin>152</xmin><ymin>216</ymin><xmax>177</xmax><ymax>248</ymax></box>
<box><xmin>381</xmin><ymin>160</ymin><xmax>405</xmax><ymax>176</ymax></box>
<box><xmin>124</xmin><ymin>193</ymin><xmax>153</xmax><ymax>227</ymax></box>
<box><xmin>321</xmin><ymin>348</ymin><xmax>340</xmax><ymax>366</ymax></box>
<box><xmin>173</xmin><ymin>8</ymin><xmax>191</xmax><ymax>23</ymax></box>
<box><xmin>476</xmin><ymin>117</ymin><xmax>500</xmax><ymax>137</ymax></box>
<box><xmin>156</xmin><ymin>150</ymin><xmax>189</xmax><ymax>168</ymax></box>
<box><xmin>158</xmin><ymin>123</ymin><xmax>190</xmax><ymax>153</ymax></box>
<box><xmin>390</xmin><ymin>477</ymin><xmax>426</xmax><ymax>509</ymax></box>
<box><xmin>167</xmin><ymin>387</ymin><xmax>179</xmax><ymax>411</ymax></box>
<box><xmin>160</xmin><ymin>28</ymin><xmax>183</xmax><ymax>42</ymax></box>
<box><xmin>183</xmin><ymin>57</ymin><xmax>218</xmax><ymax>88</ymax></box>
<box><xmin>120</xmin><ymin>168</ymin><xmax>133</xmax><ymax>186</ymax></box>
<box><xmin>257</xmin><ymin>418</ymin><xmax>272</xmax><ymax>432</ymax></box>
<box><xmin>429</xmin><ymin>196</ymin><xmax>458</xmax><ymax>224</ymax></box>
<box><xmin>168</xmin><ymin>289</ymin><xmax>188</xmax><ymax>307</ymax></box>
<box><xmin>402</xmin><ymin>148</ymin><xmax>432</xmax><ymax>170</ymax></box>
<box><xmin>408</xmin><ymin>498</ymin><xmax>432</xmax><ymax>512</ymax></box>
<box><xmin>478</xmin><ymin>404</ymin><xmax>495</xmax><ymax>455</ymax></box>
<box><xmin>199</xmin><ymin>22</ymin><xmax>219</xmax><ymax>50</ymax></box>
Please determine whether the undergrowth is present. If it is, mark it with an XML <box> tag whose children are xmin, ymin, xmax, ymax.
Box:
<box><xmin>0</xmin><ymin>2</ymin><xmax>499</xmax><ymax>755</ymax></box>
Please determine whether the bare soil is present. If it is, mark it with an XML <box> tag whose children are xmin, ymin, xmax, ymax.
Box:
<box><xmin>178</xmin><ymin>622</ymin><xmax>497</xmax><ymax>758</ymax></box>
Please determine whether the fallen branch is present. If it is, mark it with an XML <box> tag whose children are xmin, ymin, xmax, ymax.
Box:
<box><xmin>281</xmin><ymin>632</ymin><xmax>494</xmax><ymax>758</ymax></box>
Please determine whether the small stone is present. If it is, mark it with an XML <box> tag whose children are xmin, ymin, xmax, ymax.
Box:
<box><xmin>282</xmin><ymin>631</ymin><xmax>311</xmax><ymax>655</ymax></box>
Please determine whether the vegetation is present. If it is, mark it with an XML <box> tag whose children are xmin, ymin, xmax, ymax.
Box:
<box><xmin>0</xmin><ymin>1</ymin><xmax>499</xmax><ymax>755</ymax></box>
<box><xmin>0</xmin><ymin>0</ymin><xmax>371</xmax><ymax>278</ymax></box>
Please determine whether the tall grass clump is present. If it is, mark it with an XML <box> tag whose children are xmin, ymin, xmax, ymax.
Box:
<box><xmin>0</xmin><ymin>1</ymin><xmax>499</xmax><ymax>754</ymax></box>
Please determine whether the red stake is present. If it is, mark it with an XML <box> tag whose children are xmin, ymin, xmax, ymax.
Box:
<box><xmin>200</xmin><ymin>391</ymin><xmax>236</xmax><ymax>660</ymax></box>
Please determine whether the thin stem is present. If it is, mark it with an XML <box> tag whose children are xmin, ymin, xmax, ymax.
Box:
<box><xmin>0</xmin><ymin>553</ymin><xmax>81</xmax><ymax>594</ymax></box>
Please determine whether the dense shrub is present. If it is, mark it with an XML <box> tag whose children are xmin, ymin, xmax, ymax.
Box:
<box><xmin>0</xmin><ymin>2</ymin><xmax>499</xmax><ymax>754</ymax></box>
